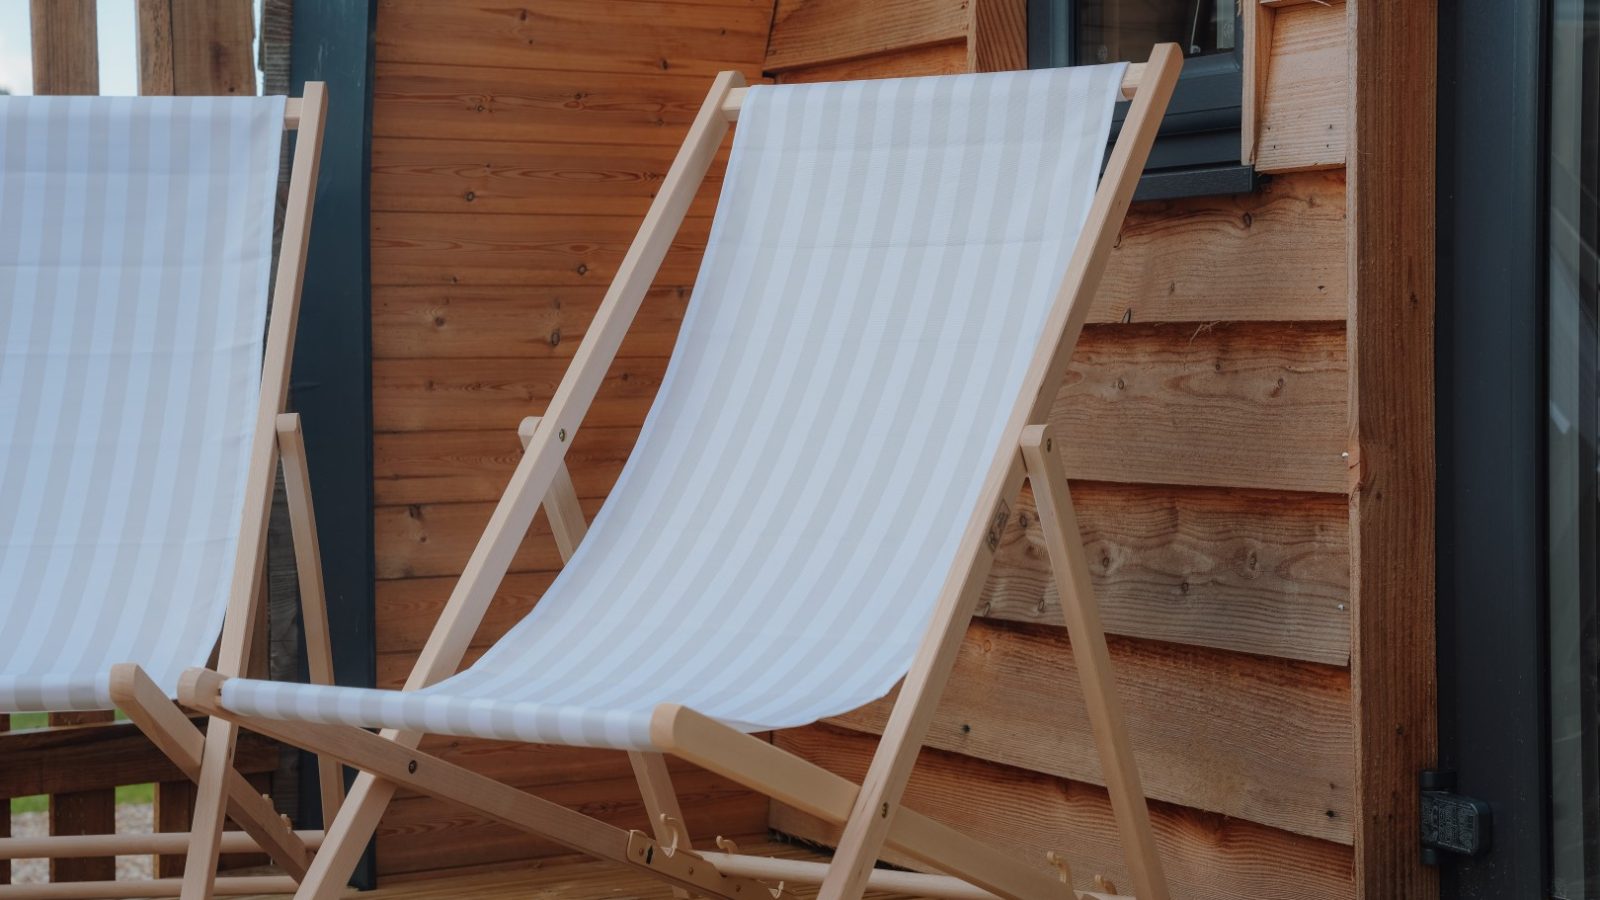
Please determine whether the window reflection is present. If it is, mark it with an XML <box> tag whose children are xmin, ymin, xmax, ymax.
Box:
<box><xmin>1075</xmin><ymin>0</ymin><xmax>1237</xmax><ymax>64</ymax></box>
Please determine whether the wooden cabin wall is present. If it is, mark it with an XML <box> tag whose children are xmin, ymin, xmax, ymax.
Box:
<box><xmin>760</xmin><ymin>2</ymin><xmax>1384</xmax><ymax>899</ymax></box>
<box><xmin>365</xmin><ymin>0</ymin><xmax>775</xmax><ymax>879</ymax></box>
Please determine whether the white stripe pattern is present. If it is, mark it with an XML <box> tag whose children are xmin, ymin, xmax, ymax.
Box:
<box><xmin>0</xmin><ymin>96</ymin><xmax>286</xmax><ymax>712</ymax></box>
<box><xmin>222</xmin><ymin>65</ymin><xmax>1125</xmax><ymax>750</ymax></box>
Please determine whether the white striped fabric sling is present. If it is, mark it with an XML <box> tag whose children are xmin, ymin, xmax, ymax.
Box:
<box><xmin>217</xmin><ymin>64</ymin><xmax>1127</xmax><ymax>750</ymax></box>
<box><xmin>0</xmin><ymin>95</ymin><xmax>286</xmax><ymax>713</ymax></box>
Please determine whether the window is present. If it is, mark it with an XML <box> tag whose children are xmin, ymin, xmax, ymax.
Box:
<box><xmin>1027</xmin><ymin>0</ymin><xmax>1255</xmax><ymax>199</ymax></box>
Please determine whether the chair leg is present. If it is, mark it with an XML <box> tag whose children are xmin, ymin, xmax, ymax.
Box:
<box><xmin>1020</xmin><ymin>424</ymin><xmax>1169</xmax><ymax>900</ymax></box>
<box><xmin>629</xmin><ymin>751</ymin><xmax>692</xmax><ymax>899</ymax></box>
<box><xmin>179</xmin><ymin>719</ymin><xmax>240</xmax><ymax>900</ymax></box>
<box><xmin>107</xmin><ymin>665</ymin><xmax>311</xmax><ymax>882</ymax></box>
<box><xmin>290</xmin><ymin>772</ymin><xmax>398</xmax><ymax>900</ymax></box>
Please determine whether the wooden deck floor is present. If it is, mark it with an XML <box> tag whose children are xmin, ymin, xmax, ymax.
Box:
<box><xmin>240</xmin><ymin>842</ymin><xmax>912</xmax><ymax>900</ymax></box>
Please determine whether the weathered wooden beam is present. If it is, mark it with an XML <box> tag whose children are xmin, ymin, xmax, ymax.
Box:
<box><xmin>136</xmin><ymin>0</ymin><xmax>255</xmax><ymax>96</ymax></box>
<box><xmin>1347</xmin><ymin>0</ymin><xmax>1437</xmax><ymax>896</ymax></box>
<box><xmin>30</xmin><ymin>0</ymin><xmax>99</xmax><ymax>95</ymax></box>
<box><xmin>0</xmin><ymin>719</ymin><xmax>278</xmax><ymax>798</ymax></box>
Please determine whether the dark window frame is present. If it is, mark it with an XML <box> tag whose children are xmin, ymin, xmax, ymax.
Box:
<box><xmin>1026</xmin><ymin>0</ymin><xmax>1257</xmax><ymax>200</ymax></box>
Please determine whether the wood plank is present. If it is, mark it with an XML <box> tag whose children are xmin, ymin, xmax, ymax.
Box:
<box><xmin>773</xmin><ymin>41</ymin><xmax>970</xmax><ymax>83</ymax></box>
<box><xmin>375</xmin><ymin>426</ymin><xmax>637</xmax><ymax>507</ymax></box>
<box><xmin>372</xmin><ymin>63</ymin><xmax>733</xmax><ymax>146</ymax></box>
<box><xmin>0</xmin><ymin>720</ymin><xmax>279</xmax><ymax>797</ymax></box>
<box><xmin>374</xmin><ymin>0</ymin><xmax>773</xmax><ymax>79</ymax></box>
<box><xmin>30</xmin><ymin>0</ymin><xmax>99</xmax><ymax>95</ymax></box>
<box><xmin>773</xmin><ymin>725</ymin><xmax>1355</xmax><ymax>900</ymax></box>
<box><xmin>47</xmin><ymin>712</ymin><xmax>116</xmax><ymax>883</ymax></box>
<box><xmin>967</xmin><ymin>0</ymin><xmax>1027</xmax><ymax>73</ymax></box>
<box><xmin>137</xmin><ymin>0</ymin><xmax>256</xmax><ymax>96</ymax></box>
<box><xmin>371</xmin><ymin>286</ymin><xmax>688</xmax><ymax>361</ymax></box>
<box><xmin>375</xmin><ymin>766</ymin><xmax>766</xmax><ymax>877</ymax></box>
<box><xmin>372</xmin><ymin>357</ymin><xmax>668</xmax><ymax>433</ymax></box>
<box><xmin>371</xmin><ymin>211</ymin><xmax>711</xmax><ymax>287</ymax></box>
<box><xmin>1348</xmin><ymin>0</ymin><xmax>1437</xmax><ymax>896</ymax></box>
<box><xmin>371</xmin><ymin>139</ymin><xmax>727</xmax><ymax>217</ymax></box>
<box><xmin>985</xmin><ymin>482</ymin><xmax>1350</xmax><ymax>665</ymax></box>
<box><xmin>1</xmin><ymin>713</ymin><xmax>7</xmax><ymax>886</ymax></box>
<box><xmin>1092</xmin><ymin>170</ymin><xmax>1347</xmax><ymax>324</ymax></box>
<box><xmin>1055</xmin><ymin>322</ymin><xmax>1348</xmax><ymax>494</ymax></box>
<box><xmin>374</xmin><ymin>498</ymin><xmax>602</xmax><ymax>580</ymax></box>
<box><xmin>765</xmin><ymin>0</ymin><xmax>967</xmax><ymax>72</ymax></box>
<box><xmin>829</xmin><ymin>619</ymin><xmax>1353</xmax><ymax>842</ymax></box>
<box><xmin>1256</xmin><ymin>2</ymin><xmax>1347</xmax><ymax>173</ymax></box>
<box><xmin>376</xmin><ymin>573</ymin><xmax>555</xmax><ymax>655</ymax></box>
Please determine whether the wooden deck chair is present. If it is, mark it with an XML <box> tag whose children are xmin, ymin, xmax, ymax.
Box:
<box><xmin>179</xmin><ymin>46</ymin><xmax>1183</xmax><ymax>900</ymax></box>
<box><xmin>0</xmin><ymin>88</ymin><xmax>342</xmax><ymax>897</ymax></box>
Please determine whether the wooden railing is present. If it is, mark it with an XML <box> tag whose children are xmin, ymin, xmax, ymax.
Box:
<box><xmin>6</xmin><ymin>0</ymin><xmax>265</xmax><ymax>886</ymax></box>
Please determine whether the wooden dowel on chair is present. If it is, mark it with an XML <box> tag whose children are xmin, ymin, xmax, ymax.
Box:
<box><xmin>0</xmin><ymin>876</ymin><xmax>298</xmax><ymax>899</ymax></box>
<box><xmin>0</xmin><ymin>829</ymin><xmax>323</xmax><ymax>859</ymax></box>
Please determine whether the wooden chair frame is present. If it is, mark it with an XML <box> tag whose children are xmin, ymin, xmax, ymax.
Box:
<box><xmin>180</xmin><ymin>47</ymin><xmax>1183</xmax><ymax>900</ymax></box>
<box><xmin>0</xmin><ymin>84</ymin><xmax>340</xmax><ymax>900</ymax></box>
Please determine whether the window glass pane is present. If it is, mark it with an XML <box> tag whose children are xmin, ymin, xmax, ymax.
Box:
<box><xmin>1549</xmin><ymin>0</ymin><xmax>1600</xmax><ymax>896</ymax></box>
<box><xmin>1076</xmin><ymin>0</ymin><xmax>1236</xmax><ymax>64</ymax></box>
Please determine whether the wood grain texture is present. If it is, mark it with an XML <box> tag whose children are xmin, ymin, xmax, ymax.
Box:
<box><xmin>373</xmin><ymin>498</ymin><xmax>601</xmax><ymax>581</ymax></box>
<box><xmin>773</xmin><ymin>41</ymin><xmax>970</xmax><ymax>84</ymax></box>
<box><xmin>1256</xmin><ymin>1</ymin><xmax>1347</xmax><ymax>173</ymax></box>
<box><xmin>985</xmin><ymin>482</ymin><xmax>1350</xmax><ymax>664</ymax></box>
<box><xmin>0</xmin><ymin>720</ymin><xmax>279</xmax><ymax>797</ymax></box>
<box><xmin>765</xmin><ymin>0</ymin><xmax>968</xmax><ymax>72</ymax></box>
<box><xmin>137</xmin><ymin>0</ymin><xmax>256</xmax><ymax>96</ymax></box>
<box><xmin>774</xmin><ymin>725</ymin><xmax>1356</xmax><ymax>900</ymax></box>
<box><xmin>371</xmin><ymin>211</ymin><xmax>711</xmax><ymax>287</ymax></box>
<box><xmin>29</xmin><ymin>0</ymin><xmax>98</xmax><ymax>95</ymax></box>
<box><xmin>372</xmin><ymin>357</ymin><xmax>668</xmax><ymax>433</ymax></box>
<box><xmin>1093</xmin><ymin>171</ymin><xmax>1347</xmax><ymax>324</ymax></box>
<box><xmin>967</xmin><ymin>0</ymin><xmax>1027</xmax><ymax>73</ymax></box>
<box><xmin>1055</xmin><ymin>322</ymin><xmax>1349</xmax><ymax>493</ymax></box>
<box><xmin>374</xmin><ymin>0</ymin><xmax>773</xmax><ymax>78</ymax></box>
<box><xmin>376</xmin><ymin>766</ymin><xmax>766</xmax><ymax>877</ymax></box>
<box><xmin>372</xmin><ymin>139</ymin><xmax>726</xmax><ymax>218</ymax></box>
<box><xmin>375</xmin><ymin>426</ymin><xmax>637</xmax><ymax>506</ymax></box>
<box><xmin>371</xmin><ymin>286</ymin><xmax>689</xmax><ymax>361</ymax></box>
<box><xmin>828</xmin><ymin>619</ymin><xmax>1353</xmax><ymax>842</ymax></box>
<box><xmin>46</xmin><ymin>712</ymin><xmax>116</xmax><ymax>883</ymax></box>
<box><xmin>1347</xmin><ymin>0</ymin><xmax>1437</xmax><ymax>895</ymax></box>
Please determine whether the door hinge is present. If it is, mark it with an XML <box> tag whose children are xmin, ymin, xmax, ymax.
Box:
<box><xmin>1420</xmin><ymin>769</ymin><xmax>1493</xmax><ymax>865</ymax></box>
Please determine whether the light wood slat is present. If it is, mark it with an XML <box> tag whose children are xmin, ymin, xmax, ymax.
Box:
<box><xmin>371</xmin><ymin>286</ymin><xmax>689</xmax><ymax>361</ymax></box>
<box><xmin>765</xmin><ymin>0</ymin><xmax>967</xmax><ymax>72</ymax></box>
<box><xmin>371</xmin><ymin>140</ymin><xmax>727</xmax><ymax>217</ymax></box>
<box><xmin>774</xmin><ymin>725</ymin><xmax>1356</xmax><ymax>900</ymax></box>
<box><xmin>773</xmin><ymin>41</ymin><xmax>969</xmax><ymax>84</ymax></box>
<box><xmin>829</xmin><ymin>619</ymin><xmax>1354</xmax><ymax>843</ymax></box>
<box><xmin>1256</xmin><ymin>2</ymin><xmax>1347</xmax><ymax>173</ymax></box>
<box><xmin>371</xmin><ymin>212</ymin><xmax>712</xmax><ymax>287</ymax></box>
<box><xmin>372</xmin><ymin>358</ymin><xmax>668</xmax><ymax>433</ymax></box>
<box><xmin>985</xmin><ymin>482</ymin><xmax>1350</xmax><ymax>665</ymax></box>
<box><xmin>372</xmin><ymin>63</ymin><xmax>737</xmax><ymax>146</ymax></box>
<box><xmin>374</xmin><ymin>0</ymin><xmax>772</xmax><ymax>78</ymax></box>
<box><xmin>1092</xmin><ymin>171</ymin><xmax>1347</xmax><ymax>324</ymax></box>
<box><xmin>1054</xmin><ymin>322</ymin><xmax>1348</xmax><ymax>494</ymax></box>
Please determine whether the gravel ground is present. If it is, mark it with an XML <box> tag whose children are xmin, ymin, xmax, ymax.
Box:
<box><xmin>10</xmin><ymin>803</ymin><xmax>155</xmax><ymax>884</ymax></box>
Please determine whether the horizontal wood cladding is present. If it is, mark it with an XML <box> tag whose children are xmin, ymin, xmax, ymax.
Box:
<box><xmin>1256</xmin><ymin>1</ymin><xmax>1347</xmax><ymax>173</ymax></box>
<box><xmin>765</xmin><ymin>0</ymin><xmax>967</xmax><ymax>73</ymax></box>
<box><xmin>1055</xmin><ymin>321</ymin><xmax>1349</xmax><ymax>494</ymax></box>
<box><xmin>374</xmin><ymin>0</ymin><xmax>773</xmax><ymax>78</ymax></box>
<box><xmin>829</xmin><ymin>619</ymin><xmax>1353</xmax><ymax>842</ymax></box>
<box><xmin>773</xmin><ymin>725</ymin><xmax>1356</xmax><ymax>900</ymax></box>
<box><xmin>372</xmin><ymin>139</ymin><xmax>727</xmax><ymax>218</ymax></box>
<box><xmin>773</xmin><ymin>40</ymin><xmax>970</xmax><ymax>83</ymax></box>
<box><xmin>986</xmin><ymin>482</ymin><xmax>1350</xmax><ymax>665</ymax></box>
<box><xmin>370</xmin><ymin>212</ymin><xmax>712</xmax><ymax>287</ymax></box>
<box><xmin>379</xmin><ymin>763</ymin><xmax>767</xmax><ymax>877</ymax></box>
<box><xmin>372</xmin><ymin>357</ymin><xmax>668</xmax><ymax>432</ymax></box>
<box><xmin>1095</xmin><ymin>171</ymin><xmax>1347</xmax><ymax>324</ymax></box>
<box><xmin>371</xmin><ymin>287</ymin><xmax>690</xmax><ymax>361</ymax></box>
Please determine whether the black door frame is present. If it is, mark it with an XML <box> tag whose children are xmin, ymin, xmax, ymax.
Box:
<box><xmin>1436</xmin><ymin>0</ymin><xmax>1550</xmax><ymax>896</ymax></box>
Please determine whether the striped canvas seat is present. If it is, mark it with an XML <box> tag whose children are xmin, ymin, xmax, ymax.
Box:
<box><xmin>0</xmin><ymin>96</ymin><xmax>287</xmax><ymax>712</ymax></box>
<box><xmin>220</xmin><ymin>65</ymin><xmax>1127</xmax><ymax>750</ymax></box>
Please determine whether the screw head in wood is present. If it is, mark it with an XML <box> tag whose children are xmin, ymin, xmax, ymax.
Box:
<box><xmin>880</xmin><ymin>802</ymin><xmax>889</xmax><ymax>818</ymax></box>
<box><xmin>558</xmin><ymin>428</ymin><xmax>567</xmax><ymax>442</ymax></box>
<box><xmin>407</xmin><ymin>759</ymin><xmax>417</xmax><ymax>774</ymax></box>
